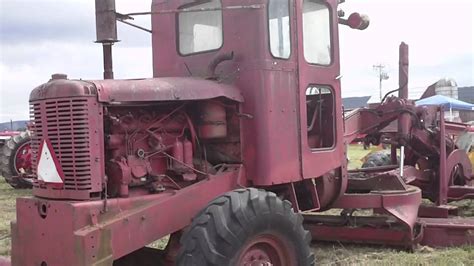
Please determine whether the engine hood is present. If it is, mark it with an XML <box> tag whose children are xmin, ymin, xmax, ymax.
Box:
<box><xmin>94</xmin><ymin>77</ymin><xmax>243</xmax><ymax>103</ymax></box>
<box><xmin>30</xmin><ymin>79</ymin><xmax>98</xmax><ymax>101</ymax></box>
<box><xmin>30</xmin><ymin>77</ymin><xmax>244</xmax><ymax>103</ymax></box>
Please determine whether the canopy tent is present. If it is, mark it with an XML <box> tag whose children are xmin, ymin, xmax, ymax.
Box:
<box><xmin>416</xmin><ymin>95</ymin><xmax>474</xmax><ymax>121</ymax></box>
<box><xmin>416</xmin><ymin>95</ymin><xmax>474</xmax><ymax>111</ymax></box>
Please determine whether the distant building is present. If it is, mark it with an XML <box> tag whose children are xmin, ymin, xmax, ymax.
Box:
<box><xmin>420</xmin><ymin>79</ymin><xmax>473</xmax><ymax>123</ymax></box>
<box><xmin>459</xmin><ymin>87</ymin><xmax>474</xmax><ymax>103</ymax></box>
<box><xmin>459</xmin><ymin>86</ymin><xmax>474</xmax><ymax>122</ymax></box>
<box><xmin>342</xmin><ymin>96</ymin><xmax>371</xmax><ymax>111</ymax></box>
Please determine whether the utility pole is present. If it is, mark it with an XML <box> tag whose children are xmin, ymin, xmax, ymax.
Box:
<box><xmin>373</xmin><ymin>64</ymin><xmax>389</xmax><ymax>102</ymax></box>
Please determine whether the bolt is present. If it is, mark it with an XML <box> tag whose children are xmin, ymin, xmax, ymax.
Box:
<box><xmin>137</xmin><ymin>149</ymin><xmax>146</xmax><ymax>158</ymax></box>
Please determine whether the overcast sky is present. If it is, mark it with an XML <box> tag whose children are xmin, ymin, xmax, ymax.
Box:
<box><xmin>0</xmin><ymin>0</ymin><xmax>473</xmax><ymax>123</ymax></box>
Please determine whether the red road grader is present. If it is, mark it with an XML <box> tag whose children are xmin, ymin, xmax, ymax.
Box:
<box><xmin>10</xmin><ymin>0</ymin><xmax>474</xmax><ymax>265</ymax></box>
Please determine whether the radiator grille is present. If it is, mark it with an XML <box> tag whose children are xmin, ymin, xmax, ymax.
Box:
<box><xmin>31</xmin><ymin>98</ymin><xmax>94</xmax><ymax>191</ymax></box>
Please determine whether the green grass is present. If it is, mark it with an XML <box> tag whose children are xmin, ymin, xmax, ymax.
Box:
<box><xmin>347</xmin><ymin>144</ymin><xmax>375</xmax><ymax>170</ymax></box>
<box><xmin>0</xmin><ymin>145</ymin><xmax>472</xmax><ymax>263</ymax></box>
<box><xmin>0</xmin><ymin>178</ymin><xmax>30</xmax><ymax>256</ymax></box>
<box><xmin>314</xmin><ymin>243</ymin><xmax>474</xmax><ymax>265</ymax></box>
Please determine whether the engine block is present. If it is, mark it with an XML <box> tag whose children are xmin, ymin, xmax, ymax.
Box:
<box><xmin>104</xmin><ymin>104</ymin><xmax>200</xmax><ymax>197</ymax></box>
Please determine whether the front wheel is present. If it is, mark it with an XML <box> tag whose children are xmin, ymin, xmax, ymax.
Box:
<box><xmin>177</xmin><ymin>188</ymin><xmax>315</xmax><ymax>266</ymax></box>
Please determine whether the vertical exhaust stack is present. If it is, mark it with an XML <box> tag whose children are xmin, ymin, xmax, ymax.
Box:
<box><xmin>95</xmin><ymin>0</ymin><xmax>119</xmax><ymax>79</ymax></box>
<box><xmin>398</xmin><ymin>42</ymin><xmax>409</xmax><ymax>100</ymax></box>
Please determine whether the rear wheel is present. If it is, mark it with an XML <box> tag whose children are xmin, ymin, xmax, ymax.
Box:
<box><xmin>0</xmin><ymin>132</ymin><xmax>33</xmax><ymax>189</ymax></box>
<box><xmin>177</xmin><ymin>188</ymin><xmax>314</xmax><ymax>266</ymax></box>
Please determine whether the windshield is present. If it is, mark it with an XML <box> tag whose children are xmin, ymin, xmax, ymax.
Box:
<box><xmin>178</xmin><ymin>0</ymin><xmax>223</xmax><ymax>55</ymax></box>
<box><xmin>303</xmin><ymin>0</ymin><xmax>332</xmax><ymax>65</ymax></box>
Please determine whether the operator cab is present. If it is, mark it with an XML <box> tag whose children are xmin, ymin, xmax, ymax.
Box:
<box><xmin>150</xmin><ymin>0</ymin><xmax>368</xmax><ymax>187</ymax></box>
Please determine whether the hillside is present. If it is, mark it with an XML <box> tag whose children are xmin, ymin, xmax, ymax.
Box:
<box><xmin>0</xmin><ymin>120</ymin><xmax>28</xmax><ymax>131</ymax></box>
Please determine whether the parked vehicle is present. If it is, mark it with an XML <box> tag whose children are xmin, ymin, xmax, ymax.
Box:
<box><xmin>0</xmin><ymin>131</ymin><xmax>33</xmax><ymax>189</ymax></box>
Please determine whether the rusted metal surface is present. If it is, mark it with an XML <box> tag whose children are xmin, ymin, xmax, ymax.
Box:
<box><xmin>11</xmin><ymin>0</ymin><xmax>474</xmax><ymax>264</ymax></box>
<box><xmin>12</xmin><ymin>167</ymin><xmax>243</xmax><ymax>265</ymax></box>
<box><xmin>346</xmin><ymin>167</ymin><xmax>417</xmax><ymax>191</ymax></box>
<box><xmin>128</xmin><ymin>4</ymin><xmax>264</xmax><ymax>16</ymax></box>
<box><xmin>238</xmin><ymin>234</ymin><xmax>297</xmax><ymax>266</ymax></box>
<box><xmin>446</xmin><ymin>149</ymin><xmax>473</xmax><ymax>183</ymax></box>
<box><xmin>339</xmin><ymin>40</ymin><xmax>474</xmax><ymax>248</ymax></box>
<box><xmin>445</xmin><ymin>120</ymin><xmax>474</xmax><ymax>135</ymax></box>
<box><xmin>304</xmin><ymin>185</ymin><xmax>422</xmax><ymax>248</ymax></box>
<box><xmin>102</xmin><ymin>43</ymin><xmax>114</xmax><ymax>79</ymax></box>
<box><xmin>30</xmin><ymin>79</ymin><xmax>97</xmax><ymax>101</ymax></box>
<box><xmin>418</xmin><ymin>218</ymin><xmax>474</xmax><ymax>247</ymax></box>
<box><xmin>95</xmin><ymin>0</ymin><xmax>118</xmax><ymax>80</ymax></box>
<box><xmin>439</xmin><ymin>109</ymin><xmax>448</xmax><ymax>205</ymax></box>
<box><xmin>30</xmin><ymin>77</ymin><xmax>243</xmax><ymax>103</ymax></box>
<box><xmin>296</xmin><ymin>0</ymin><xmax>346</xmax><ymax>185</ymax></box>
<box><xmin>305</xmin><ymin>220</ymin><xmax>417</xmax><ymax>248</ymax></box>
<box><xmin>95</xmin><ymin>0</ymin><xmax>118</xmax><ymax>43</ymax></box>
<box><xmin>0</xmin><ymin>131</ymin><xmax>21</xmax><ymax>138</ymax></box>
<box><xmin>152</xmin><ymin>0</ymin><xmax>305</xmax><ymax>187</ymax></box>
<box><xmin>94</xmin><ymin>77</ymin><xmax>244</xmax><ymax>103</ymax></box>
<box><xmin>398</xmin><ymin>42</ymin><xmax>409</xmax><ymax>99</ymax></box>
<box><xmin>30</xmin><ymin>96</ymin><xmax>104</xmax><ymax>200</ymax></box>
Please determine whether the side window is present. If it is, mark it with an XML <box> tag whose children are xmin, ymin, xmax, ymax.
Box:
<box><xmin>306</xmin><ymin>86</ymin><xmax>335</xmax><ymax>149</ymax></box>
<box><xmin>268</xmin><ymin>0</ymin><xmax>291</xmax><ymax>59</ymax></box>
<box><xmin>178</xmin><ymin>1</ymin><xmax>223</xmax><ymax>55</ymax></box>
<box><xmin>302</xmin><ymin>1</ymin><xmax>332</xmax><ymax>65</ymax></box>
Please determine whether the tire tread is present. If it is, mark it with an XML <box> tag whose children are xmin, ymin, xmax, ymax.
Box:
<box><xmin>0</xmin><ymin>133</ymin><xmax>32</xmax><ymax>189</ymax></box>
<box><xmin>177</xmin><ymin>188</ymin><xmax>315</xmax><ymax>266</ymax></box>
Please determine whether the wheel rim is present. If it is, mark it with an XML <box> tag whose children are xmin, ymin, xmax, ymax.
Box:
<box><xmin>238</xmin><ymin>233</ymin><xmax>295</xmax><ymax>266</ymax></box>
<box><xmin>13</xmin><ymin>142</ymin><xmax>32</xmax><ymax>175</ymax></box>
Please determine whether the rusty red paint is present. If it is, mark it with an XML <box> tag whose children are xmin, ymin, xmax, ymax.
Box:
<box><xmin>94</xmin><ymin>77</ymin><xmax>244</xmax><ymax>103</ymax></box>
<box><xmin>30</xmin><ymin>96</ymin><xmax>105</xmax><ymax>200</ymax></box>
<box><xmin>13</xmin><ymin>141</ymin><xmax>31</xmax><ymax>175</ymax></box>
<box><xmin>10</xmin><ymin>0</ymin><xmax>474</xmax><ymax>264</ymax></box>
<box><xmin>12</xmin><ymin>167</ymin><xmax>244</xmax><ymax>265</ymax></box>
<box><xmin>238</xmin><ymin>234</ymin><xmax>297</xmax><ymax>266</ymax></box>
<box><xmin>419</xmin><ymin>217</ymin><xmax>474</xmax><ymax>247</ymax></box>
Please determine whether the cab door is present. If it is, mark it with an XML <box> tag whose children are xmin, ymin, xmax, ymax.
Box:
<box><xmin>295</xmin><ymin>0</ymin><xmax>345</xmax><ymax>178</ymax></box>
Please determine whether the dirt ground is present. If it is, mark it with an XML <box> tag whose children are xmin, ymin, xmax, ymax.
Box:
<box><xmin>0</xmin><ymin>145</ymin><xmax>472</xmax><ymax>264</ymax></box>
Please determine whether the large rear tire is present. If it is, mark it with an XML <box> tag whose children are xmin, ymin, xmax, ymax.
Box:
<box><xmin>362</xmin><ymin>151</ymin><xmax>393</xmax><ymax>168</ymax></box>
<box><xmin>177</xmin><ymin>188</ymin><xmax>315</xmax><ymax>266</ymax></box>
<box><xmin>0</xmin><ymin>132</ymin><xmax>33</xmax><ymax>189</ymax></box>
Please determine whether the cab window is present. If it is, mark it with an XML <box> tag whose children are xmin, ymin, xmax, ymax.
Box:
<box><xmin>268</xmin><ymin>0</ymin><xmax>291</xmax><ymax>59</ymax></box>
<box><xmin>178</xmin><ymin>0</ymin><xmax>223</xmax><ymax>55</ymax></box>
<box><xmin>302</xmin><ymin>1</ymin><xmax>332</xmax><ymax>65</ymax></box>
<box><xmin>306</xmin><ymin>86</ymin><xmax>335</xmax><ymax>149</ymax></box>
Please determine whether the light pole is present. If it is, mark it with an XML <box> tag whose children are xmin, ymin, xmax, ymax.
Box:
<box><xmin>373</xmin><ymin>64</ymin><xmax>389</xmax><ymax>102</ymax></box>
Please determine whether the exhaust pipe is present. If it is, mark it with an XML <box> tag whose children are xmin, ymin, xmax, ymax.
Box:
<box><xmin>398</xmin><ymin>42</ymin><xmax>409</xmax><ymax>99</ymax></box>
<box><xmin>95</xmin><ymin>0</ymin><xmax>119</xmax><ymax>79</ymax></box>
